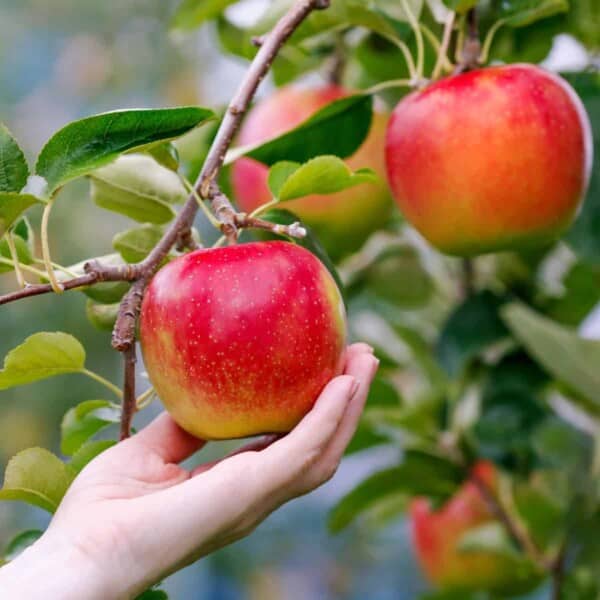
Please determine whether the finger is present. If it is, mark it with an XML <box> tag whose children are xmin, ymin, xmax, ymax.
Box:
<box><xmin>191</xmin><ymin>434</ymin><xmax>281</xmax><ymax>477</ymax></box>
<box><xmin>320</xmin><ymin>352</ymin><xmax>379</xmax><ymax>464</ymax></box>
<box><xmin>344</xmin><ymin>342</ymin><xmax>374</xmax><ymax>365</ymax></box>
<box><xmin>125</xmin><ymin>412</ymin><xmax>206</xmax><ymax>464</ymax></box>
<box><xmin>259</xmin><ymin>374</ymin><xmax>358</xmax><ymax>486</ymax></box>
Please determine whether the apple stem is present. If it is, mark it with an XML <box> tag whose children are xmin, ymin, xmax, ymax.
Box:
<box><xmin>454</xmin><ymin>7</ymin><xmax>481</xmax><ymax>74</ymax></box>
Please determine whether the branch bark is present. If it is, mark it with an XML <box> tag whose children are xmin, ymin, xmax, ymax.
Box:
<box><xmin>120</xmin><ymin>344</ymin><xmax>137</xmax><ymax>440</ymax></box>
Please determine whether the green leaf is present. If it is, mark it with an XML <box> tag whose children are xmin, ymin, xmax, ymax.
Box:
<box><xmin>258</xmin><ymin>208</ymin><xmax>344</xmax><ymax>298</ymax></box>
<box><xmin>228</xmin><ymin>95</ymin><xmax>373</xmax><ymax>167</ymax></box>
<box><xmin>0</xmin><ymin>124</ymin><xmax>29</xmax><ymax>193</ymax></box>
<box><xmin>0</xmin><ymin>448</ymin><xmax>71</xmax><ymax>513</ymax></box>
<box><xmin>0</xmin><ymin>192</ymin><xmax>40</xmax><ymax>238</ymax></box>
<box><xmin>85</xmin><ymin>300</ymin><xmax>120</xmax><ymax>332</ymax></box>
<box><xmin>503</xmin><ymin>303</ymin><xmax>600</xmax><ymax>413</ymax></box>
<box><xmin>170</xmin><ymin>0</ymin><xmax>238</xmax><ymax>32</ymax></box>
<box><xmin>276</xmin><ymin>156</ymin><xmax>377</xmax><ymax>201</ymax></box>
<box><xmin>145</xmin><ymin>143</ymin><xmax>180</xmax><ymax>172</ymax></box>
<box><xmin>532</xmin><ymin>417</ymin><xmax>592</xmax><ymax>470</ymax></box>
<box><xmin>113</xmin><ymin>224</ymin><xmax>165</xmax><ymax>263</ymax></box>
<box><xmin>457</xmin><ymin>522</ymin><xmax>521</xmax><ymax>560</ymax></box>
<box><xmin>376</xmin><ymin>0</ymin><xmax>423</xmax><ymax>21</ymax></box>
<box><xmin>136</xmin><ymin>590</ymin><xmax>169</xmax><ymax>600</ymax></box>
<box><xmin>329</xmin><ymin>450</ymin><xmax>464</xmax><ymax>532</ymax></box>
<box><xmin>69</xmin><ymin>440</ymin><xmax>116</xmax><ymax>475</ymax></box>
<box><xmin>0</xmin><ymin>226</ymin><xmax>35</xmax><ymax>274</ymax></box>
<box><xmin>0</xmin><ymin>332</ymin><xmax>86</xmax><ymax>390</ymax></box>
<box><xmin>363</xmin><ymin>245</ymin><xmax>434</xmax><ymax>309</ymax></box>
<box><xmin>90</xmin><ymin>154</ymin><xmax>187</xmax><ymax>224</ymax></box>
<box><xmin>36</xmin><ymin>107</ymin><xmax>214</xmax><ymax>192</ymax></box>
<box><xmin>267</xmin><ymin>162</ymin><xmax>301</xmax><ymax>198</ymax></box>
<box><xmin>439</xmin><ymin>0</ymin><xmax>477</xmax><ymax>14</ymax></box>
<box><xmin>566</xmin><ymin>72</ymin><xmax>600</xmax><ymax>263</ymax></box>
<box><xmin>3</xmin><ymin>530</ymin><xmax>43</xmax><ymax>562</ymax></box>
<box><xmin>61</xmin><ymin>400</ymin><xmax>121</xmax><ymax>455</ymax></box>
<box><xmin>437</xmin><ymin>291</ymin><xmax>508</xmax><ymax>377</ymax></box>
<box><xmin>501</xmin><ymin>0</ymin><xmax>569</xmax><ymax>27</ymax></box>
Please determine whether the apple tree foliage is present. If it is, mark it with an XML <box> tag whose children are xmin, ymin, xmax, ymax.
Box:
<box><xmin>0</xmin><ymin>0</ymin><xmax>599</xmax><ymax>597</ymax></box>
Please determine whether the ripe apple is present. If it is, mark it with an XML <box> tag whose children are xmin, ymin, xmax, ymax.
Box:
<box><xmin>386</xmin><ymin>64</ymin><xmax>593</xmax><ymax>256</ymax></box>
<box><xmin>139</xmin><ymin>241</ymin><xmax>346</xmax><ymax>439</ymax></box>
<box><xmin>232</xmin><ymin>85</ymin><xmax>392</xmax><ymax>260</ymax></box>
<box><xmin>411</xmin><ymin>461</ymin><xmax>536</xmax><ymax>594</ymax></box>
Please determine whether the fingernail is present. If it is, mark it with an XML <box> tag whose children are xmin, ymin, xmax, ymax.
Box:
<box><xmin>350</xmin><ymin>377</ymin><xmax>360</xmax><ymax>398</ymax></box>
<box><xmin>365</xmin><ymin>345</ymin><xmax>374</xmax><ymax>354</ymax></box>
<box><xmin>371</xmin><ymin>357</ymin><xmax>380</xmax><ymax>376</ymax></box>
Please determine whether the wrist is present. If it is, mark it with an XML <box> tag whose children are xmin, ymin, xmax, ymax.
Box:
<box><xmin>0</xmin><ymin>530</ymin><xmax>113</xmax><ymax>600</ymax></box>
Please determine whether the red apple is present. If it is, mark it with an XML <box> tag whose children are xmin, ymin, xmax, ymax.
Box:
<box><xmin>232</xmin><ymin>85</ymin><xmax>392</xmax><ymax>260</ymax></box>
<box><xmin>411</xmin><ymin>461</ymin><xmax>535</xmax><ymax>594</ymax></box>
<box><xmin>386</xmin><ymin>64</ymin><xmax>593</xmax><ymax>256</ymax></box>
<box><xmin>139</xmin><ymin>241</ymin><xmax>347</xmax><ymax>439</ymax></box>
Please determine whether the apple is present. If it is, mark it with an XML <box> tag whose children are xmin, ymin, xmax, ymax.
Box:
<box><xmin>411</xmin><ymin>461</ymin><xmax>536</xmax><ymax>594</ymax></box>
<box><xmin>386</xmin><ymin>64</ymin><xmax>593</xmax><ymax>256</ymax></box>
<box><xmin>232</xmin><ymin>85</ymin><xmax>392</xmax><ymax>260</ymax></box>
<box><xmin>139</xmin><ymin>241</ymin><xmax>347</xmax><ymax>439</ymax></box>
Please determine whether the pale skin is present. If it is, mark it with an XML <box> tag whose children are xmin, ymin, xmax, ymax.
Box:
<box><xmin>0</xmin><ymin>344</ymin><xmax>378</xmax><ymax>599</ymax></box>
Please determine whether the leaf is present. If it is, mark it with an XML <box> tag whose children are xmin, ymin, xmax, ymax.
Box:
<box><xmin>61</xmin><ymin>400</ymin><xmax>121</xmax><ymax>455</ymax></box>
<box><xmin>170</xmin><ymin>0</ymin><xmax>238</xmax><ymax>32</ymax></box>
<box><xmin>276</xmin><ymin>156</ymin><xmax>377</xmax><ymax>201</ymax></box>
<box><xmin>0</xmin><ymin>227</ymin><xmax>35</xmax><ymax>274</ymax></box>
<box><xmin>3</xmin><ymin>530</ymin><xmax>43</xmax><ymax>562</ymax></box>
<box><xmin>363</xmin><ymin>245</ymin><xmax>434</xmax><ymax>309</ymax></box>
<box><xmin>329</xmin><ymin>450</ymin><xmax>464</xmax><ymax>532</ymax></box>
<box><xmin>501</xmin><ymin>0</ymin><xmax>569</xmax><ymax>27</ymax></box>
<box><xmin>376</xmin><ymin>0</ymin><xmax>424</xmax><ymax>21</ymax></box>
<box><xmin>437</xmin><ymin>291</ymin><xmax>508</xmax><ymax>377</ymax></box>
<box><xmin>146</xmin><ymin>143</ymin><xmax>179</xmax><ymax>172</ymax></box>
<box><xmin>0</xmin><ymin>448</ymin><xmax>71</xmax><ymax>513</ymax></box>
<box><xmin>36</xmin><ymin>107</ymin><xmax>214</xmax><ymax>192</ymax></box>
<box><xmin>0</xmin><ymin>124</ymin><xmax>29</xmax><ymax>193</ymax></box>
<box><xmin>0</xmin><ymin>193</ymin><xmax>40</xmax><ymax>238</ymax></box>
<box><xmin>457</xmin><ymin>522</ymin><xmax>521</xmax><ymax>560</ymax></box>
<box><xmin>113</xmin><ymin>224</ymin><xmax>165</xmax><ymax>263</ymax></box>
<box><xmin>136</xmin><ymin>590</ymin><xmax>169</xmax><ymax>600</ymax></box>
<box><xmin>566</xmin><ymin>72</ymin><xmax>600</xmax><ymax>263</ymax></box>
<box><xmin>267</xmin><ymin>162</ymin><xmax>301</xmax><ymax>198</ymax></box>
<box><xmin>258</xmin><ymin>208</ymin><xmax>344</xmax><ymax>298</ymax></box>
<box><xmin>90</xmin><ymin>154</ymin><xmax>187</xmax><ymax>224</ymax></box>
<box><xmin>85</xmin><ymin>300</ymin><xmax>120</xmax><ymax>332</ymax></box>
<box><xmin>69</xmin><ymin>440</ymin><xmax>116</xmax><ymax>475</ymax></box>
<box><xmin>0</xmin><ymin>332</ymin><xmax>86</xmax><ymax>390</ymax></box>
<box><xmin>227</xmin><ymin>95</ymin><xmax>373</xmax><ymax>167</ymax></box>
<box><xmin>439</xmin><ymin>0</ymin><xmax>477</xmax><ymax>14</ymax></box>
<box><xmin>502</xmin><ymin>303</ymin><xmax>600</xmax><ymax>413</ymax></box>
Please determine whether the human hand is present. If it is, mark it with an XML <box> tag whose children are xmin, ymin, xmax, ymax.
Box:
<box><xmin>0</xmin><ymin>343</ymin><xmax>378</xmax><ymax>599</ymax></box>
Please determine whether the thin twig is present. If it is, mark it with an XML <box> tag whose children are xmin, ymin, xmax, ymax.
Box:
<box><xmin>120</xmin><ymin>344</ymin><xmax>137</xmax><ymax>440</ymax></box>
<box><xmin>471</xmin><ymin>471</ymin><xmax>551</xmax><ymax>571</ymax></box>
<box><xmin>112</xmin><ymin>278</ymin><xmax>147</xmax><ymax>352</ymax></box>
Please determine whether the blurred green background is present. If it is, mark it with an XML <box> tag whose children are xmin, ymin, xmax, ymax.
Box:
<box><xmin>0</xmin><ymin>1</ymin><xmax>591</xmax><ymax>598</ymax></box>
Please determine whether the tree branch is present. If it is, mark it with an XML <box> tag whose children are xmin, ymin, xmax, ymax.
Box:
<box><xmin>455</xmin><ymin>7</ymin><xmax>481</xmax><ymax>73</ymax></box>
<box><xmin>120</xmin><ymin>344</ymin><xmax>137</xmax><ymax>440</ymax></box>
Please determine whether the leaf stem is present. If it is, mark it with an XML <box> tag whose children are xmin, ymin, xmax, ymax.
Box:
<box><xmin>136</xmin><ymin>386</ymin><xmax>155</xmax><ymax>410</ymax></box>
<box><xmin>180</xmin><ymin>175</ymin><xmax>222</xmax><ymax>230</ymax></box>
<box><xmin>431</xmin><ymin>12</ymin><xmax>456</xmax><ymax>80</ymax></box>
<box><xmin>400</xmin><ymin>0</ymin><xmax>425</xmax><ymax>81</ymax></box>
<box><xmin>34</xmin><ymin>259</ymin><xmax>79</xmax><ymax>279</ymax></box>
<box><xmin>420</xmin><ymin>23</ymin><xmax>454</xmax><ymax>74</ymax></box>
<box><xmin>249</xmin><ymin>199</ymin><xmax>280</xmax><ymax>218</ymax></box>
<box><xmin>0</xmin><ymin>257</ymin><xmax>48</xmax><ymax>279</ymax></box>
<box><xmin>366</xmin><ymin>78</ymin><xmax>414</xmax><ymax>95</ymax></box>
<box><xmin>81</xmin><ymin>368</ymin><xmax>123</xmax><ymax>399</ymax></box>
<box><xmin>479</xmin><ymin>19</ymin><xmax>507</xmax><ymax>65</ymax></box>
<box><xmin>40</xmin><ymin>197</ymin><xmax>64</xmax><ymax>294</ymax></box>
<box><xmin>382</xmin><ymin>34</ymin><xmax>418</xmax><ymax>82</ymax></box>
<box><xmin>5</xmin><ymin>232</ymin><xmax>27</xmax><ymax>287</ymax></box>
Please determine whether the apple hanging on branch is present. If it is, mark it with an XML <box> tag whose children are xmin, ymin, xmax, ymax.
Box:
<box><xmin>140</xmin><ymin>241</ymin><xmax>347</xmax><ymax>439</ymax></box>
<box><xmin>385</xmin><ymin>64</ymin><xmax>593</xmax><ymax>256</ymax></box>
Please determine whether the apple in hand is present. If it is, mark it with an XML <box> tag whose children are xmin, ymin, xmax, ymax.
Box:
<box><xmin>386</xmin><ymin>64</ymin><xmax>593</xmax><ymax>256</ymax></box>
<box><xmin>411</xmin><ymin>461</ymin><xmax>536</xmax><ymax>594</ymax></box>
<box><xmin>140</xmin><ymin>241</ymin><xmax>347</xmax><ymax>439</ymax></box>
<box><xmin>232</xmin><ymin>85</ymin><xmax>392</xmax><ymax>260</ymax></box>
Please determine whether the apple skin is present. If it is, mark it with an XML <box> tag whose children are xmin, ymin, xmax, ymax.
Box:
<box><xmin>232</xmin><ymin>85</ymin><xmax>392</xmax><ymax>260</ymax></box>
<box><xmin>385</xmin><ymin>64</ymin><xmax>593</xmax><ymax>256</ymax></box>
<box><xmin>139</xmin><ymin>241</ymin><xmax>347</xmax><ymax>440</ymax></box>
<box><xmin>411</xmin><ymin>461</ymin><xmax>536</xmax><ymax>594</ymax></box>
